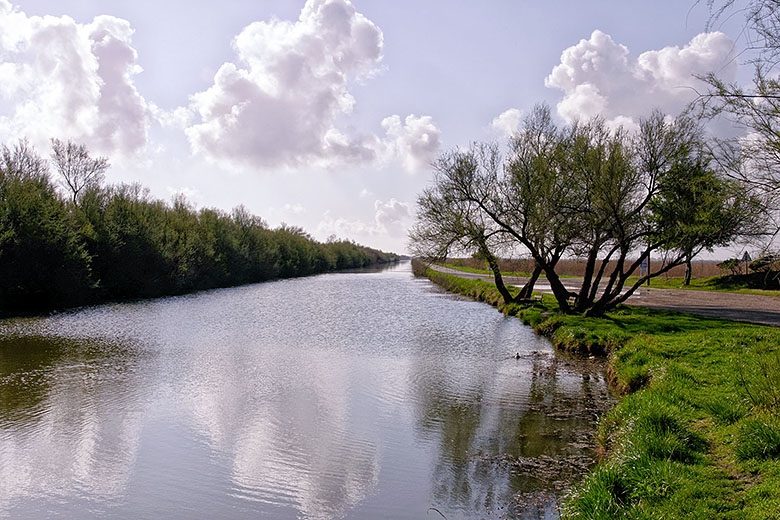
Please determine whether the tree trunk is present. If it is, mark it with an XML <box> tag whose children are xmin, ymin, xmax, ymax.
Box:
<box><xmin>588</xmin><ymin>245</ymin><xmax>619</xmax><ymax>304</ymax></box>
<box><xmin>588</xmin><ymin>250</ymin><xmax>684</xmax><ymax>316</ymax></box>
<box><xmin>483</xmin><ymin>249</ymin><xmax>514</xmax><ymax>305</ymax></box>
<box><xmin>684</xmin><ymin>255</ymin><xmax>692</xmax><ymax>286</ymax></box>
<box><xmin>517</xmin><ymin>264</ymin><xmax>543</xmax><ymax>299</ymax></box>
<box><xmin>574</xmin><ymin>243</ymin><xmax>600</xmax><ymax>312</ymax></box>
<box><xmin>544</xmin><ymin>267</ymin><xmax>573</xmax><ymax>313</ymax></box>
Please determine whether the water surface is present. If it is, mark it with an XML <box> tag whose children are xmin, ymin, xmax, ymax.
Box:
<box><xmin>0</xmin><ymin>262</ymin><xmax>612</xmax><ymax>519</ymax></box>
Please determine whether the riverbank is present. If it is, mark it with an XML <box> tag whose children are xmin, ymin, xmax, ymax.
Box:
<box><xmin>412</xmin><ymin>259</ymin><xmax>780</xmax><ymax>519</ymax></box>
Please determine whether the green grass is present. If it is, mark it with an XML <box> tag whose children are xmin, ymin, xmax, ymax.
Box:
<box><xmin>434</xmin><ymin>260</ymin><xmax>780</xmax><ymax>297</ymax></box>
<box><xmin>412</xmin><ymin>259</ymin><xmax>780</xmax><ymax>520</ymax></box>
<box><xmin>550</xmin><ymin>310</ymin><xmax>780</xmax><ymax>519</ymax></box>
<box><xmin>640</xmin><ymin>275</ymin><xmax>780</xmax><ymax>297</ymax></box>
<box><xmin>433</xmin><ymin>261</ymin><xmax>581</xmax><ymax>278</ymax></box>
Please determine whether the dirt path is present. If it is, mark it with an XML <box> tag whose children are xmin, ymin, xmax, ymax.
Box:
<box><xmin>428</xmin><ymin>264</ymin><xmax>780</xmax><ymax>327</ymax></box>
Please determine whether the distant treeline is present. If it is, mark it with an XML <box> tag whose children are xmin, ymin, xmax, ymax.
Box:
<box><xmin>0</xmin><ymin>140</ymin><xmax>397</xmax><ymax>315</ymax></box>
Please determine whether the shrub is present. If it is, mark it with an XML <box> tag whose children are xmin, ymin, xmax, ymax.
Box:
<box><xmin>717</xmin><ymin>258</ymin><xmax>743</xmax><ymax>276</ymax></box>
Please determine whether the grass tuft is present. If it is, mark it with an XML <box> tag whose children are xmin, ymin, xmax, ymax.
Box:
<box><xmin>735</xmin><ymin>417</ymin><xmax>780</xmax><ymax>461</ymax></box>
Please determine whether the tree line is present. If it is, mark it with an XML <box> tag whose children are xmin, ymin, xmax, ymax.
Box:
<box><xmin>0</xmin><ymin>140</ymin><xmax>397</xmax><ymax>315</ymax></box>
<box><xmin>410</xmin><ymin>106</ymin><xmax>768</xmax><ymax>316</ymax></box>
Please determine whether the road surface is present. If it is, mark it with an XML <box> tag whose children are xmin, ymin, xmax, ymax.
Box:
<box><xmin>428</xmin><ymin>263</ymin><xmax>780</xmax><ymax>327</ymax></box>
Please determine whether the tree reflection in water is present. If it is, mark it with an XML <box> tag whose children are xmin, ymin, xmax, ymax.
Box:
<box><xmin>0</xmin><ymin>334</ymin><xmax>149</xmax><ymax>511</ymax></box>
<box><xmin>411</xmin><ymin>346</ymin><xmax>613</xmax><ymax>519</ymax></box>
<box><xmin>0</xmin><ymin>264</ymin><xmax>614</xmax><ymax>520</ymax></box>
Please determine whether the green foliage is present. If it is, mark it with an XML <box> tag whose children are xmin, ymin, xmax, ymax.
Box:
<box><xmin>650</xmin><ymin>156</ymin><xmax>749</xmax><ymax>262</ymax></box>
<box><xmin>718</xmin><ymin>258</ymin><xmax>743</xmax><ymax>275</ymax></box>
<box><xmin>0</xmin><ymin>141</ymin><xmax>93</xmax><ymax>312</ymax></box>
<box><xmin>0</xmin><ymin>140</ymin><xmax>397</xmax><ymax>314</ymax></box>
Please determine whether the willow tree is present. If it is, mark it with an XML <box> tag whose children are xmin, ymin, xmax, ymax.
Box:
<box><xmin>411</xmin><ymin>106</ymin><xmax>759</xmax><ymax>316</ymax></box>
<box><xmin>579</xmin><ymin>112</ymin><xmax>757</xmax><ymax>315</ymax></box>
<box><xmin>409</xmin><ymin>143</ymin><xmax>540</xmax><ymax>304</ymax></box>
<box><xmin>498</xmin><ymin>104</ymin><xmax>579</xmax><ymax>309</ymax></box>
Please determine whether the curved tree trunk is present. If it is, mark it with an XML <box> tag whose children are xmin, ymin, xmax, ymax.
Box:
<box><xmin>482</xmin><ymin>249</ymin><xmax>514</xmax><ymax>305</ymax></box>
<box><xmin>544</xmin><ymin>268</ymin><xmax>573</xmax><ymax>313</ymax></box>
<box><xmin>517</xmin><ymin>264</ymin><xmax>543</xmax><ymax>299</ymax></box>
<box><xmin>574</xmin><ymin>243</ymin><xmax>601</xmax><ymax>313</ymax></box>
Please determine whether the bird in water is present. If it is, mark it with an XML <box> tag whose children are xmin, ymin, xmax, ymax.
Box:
<box><xmin>514</xmin><ymin>352</ymin><xmax>521</xmax><ymax>359</ymax></box>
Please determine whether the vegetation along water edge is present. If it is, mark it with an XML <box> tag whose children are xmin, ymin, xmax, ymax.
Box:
<box><xmin>0</xmin><ymin>140</ymin><xmax>398</xmax><ymax>317</ymax></box>
<box><xmin>412</xmin><ymin>259</ymin><xmax>780</xmax><ymax>520</ymax></box>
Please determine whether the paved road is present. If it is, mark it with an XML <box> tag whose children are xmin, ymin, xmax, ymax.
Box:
<box><xmin>429</xmin><ymin>264</ymin><xmax>780</xmax><ymax>327</ymax></box>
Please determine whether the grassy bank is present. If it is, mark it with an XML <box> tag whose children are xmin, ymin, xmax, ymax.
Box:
<box><xmin>413</xmin><ymin>259</ymin><xmax>780</xmax><ymax>519</ymax></box>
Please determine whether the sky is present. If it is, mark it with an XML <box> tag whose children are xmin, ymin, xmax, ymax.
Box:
<box><xmin>0</xmin><ymin>0</ymin><xmax>750</xmax><ymax>254</ymax></box>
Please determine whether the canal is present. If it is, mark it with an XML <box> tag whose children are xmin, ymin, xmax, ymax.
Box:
<box><xmin>0</xmin><ymin>262</ymin><xmax>612</xmax><ymax>519</ymax></box>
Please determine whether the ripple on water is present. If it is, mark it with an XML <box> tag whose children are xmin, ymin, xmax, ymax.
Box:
<box><xmin>0</xmin><ymin>262</ymin><xmax>613</xmax><ymax>520</ymax></box>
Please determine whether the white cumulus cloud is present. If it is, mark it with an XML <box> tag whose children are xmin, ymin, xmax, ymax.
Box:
<box><xmin>545</xmin><ymin>30</ymin><xmax>737</xmax><ymax>126</ymax></box>
<box><xmin>491</xmin><ymin>108</ymin><xmax>524</xmax><ymax>137</ymax></box>
<box><xmin>317</xmin><ymin>198</ymin><xmax>411</xmax><ymax>239</ymax></box>
<box><xmin>0</xmin><ymin>1</ymin><xmax>149</xmax><ymax>156</ymax></box>
<box><xmin>373</xmin><ymin>198</ymin><xmax>411</xmax><ymax>234</ymax></box>
<box><xmin>379</xmin><ymin>114</ymin><xmax>441</xmax><ymax>172</ymax></box>
<box><xmin>184</xmin><ymin>0</ymin><xmax>439</xmax><ymax>172</ymax></box>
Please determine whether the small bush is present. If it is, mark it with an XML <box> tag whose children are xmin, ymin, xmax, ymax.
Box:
<box><xmin>717</xmin><ymin>258</ymin><xmax>743</xmax><ymax>276</ymax></box>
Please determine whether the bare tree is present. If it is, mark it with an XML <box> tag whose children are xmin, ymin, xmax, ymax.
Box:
<box><xmin>699</xmin><ymin>0</ymin><xmax>780</xmax><ymax>235</ymax></box>
<box><xmin>1</xmin><ymin>139</ymin><xmax>49</xmax><ymax>183</ymax></box>
<box><xmin>50</xmin><ymin>139</ymin><xmax>109</xmax><ymax>205</ymax></box>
